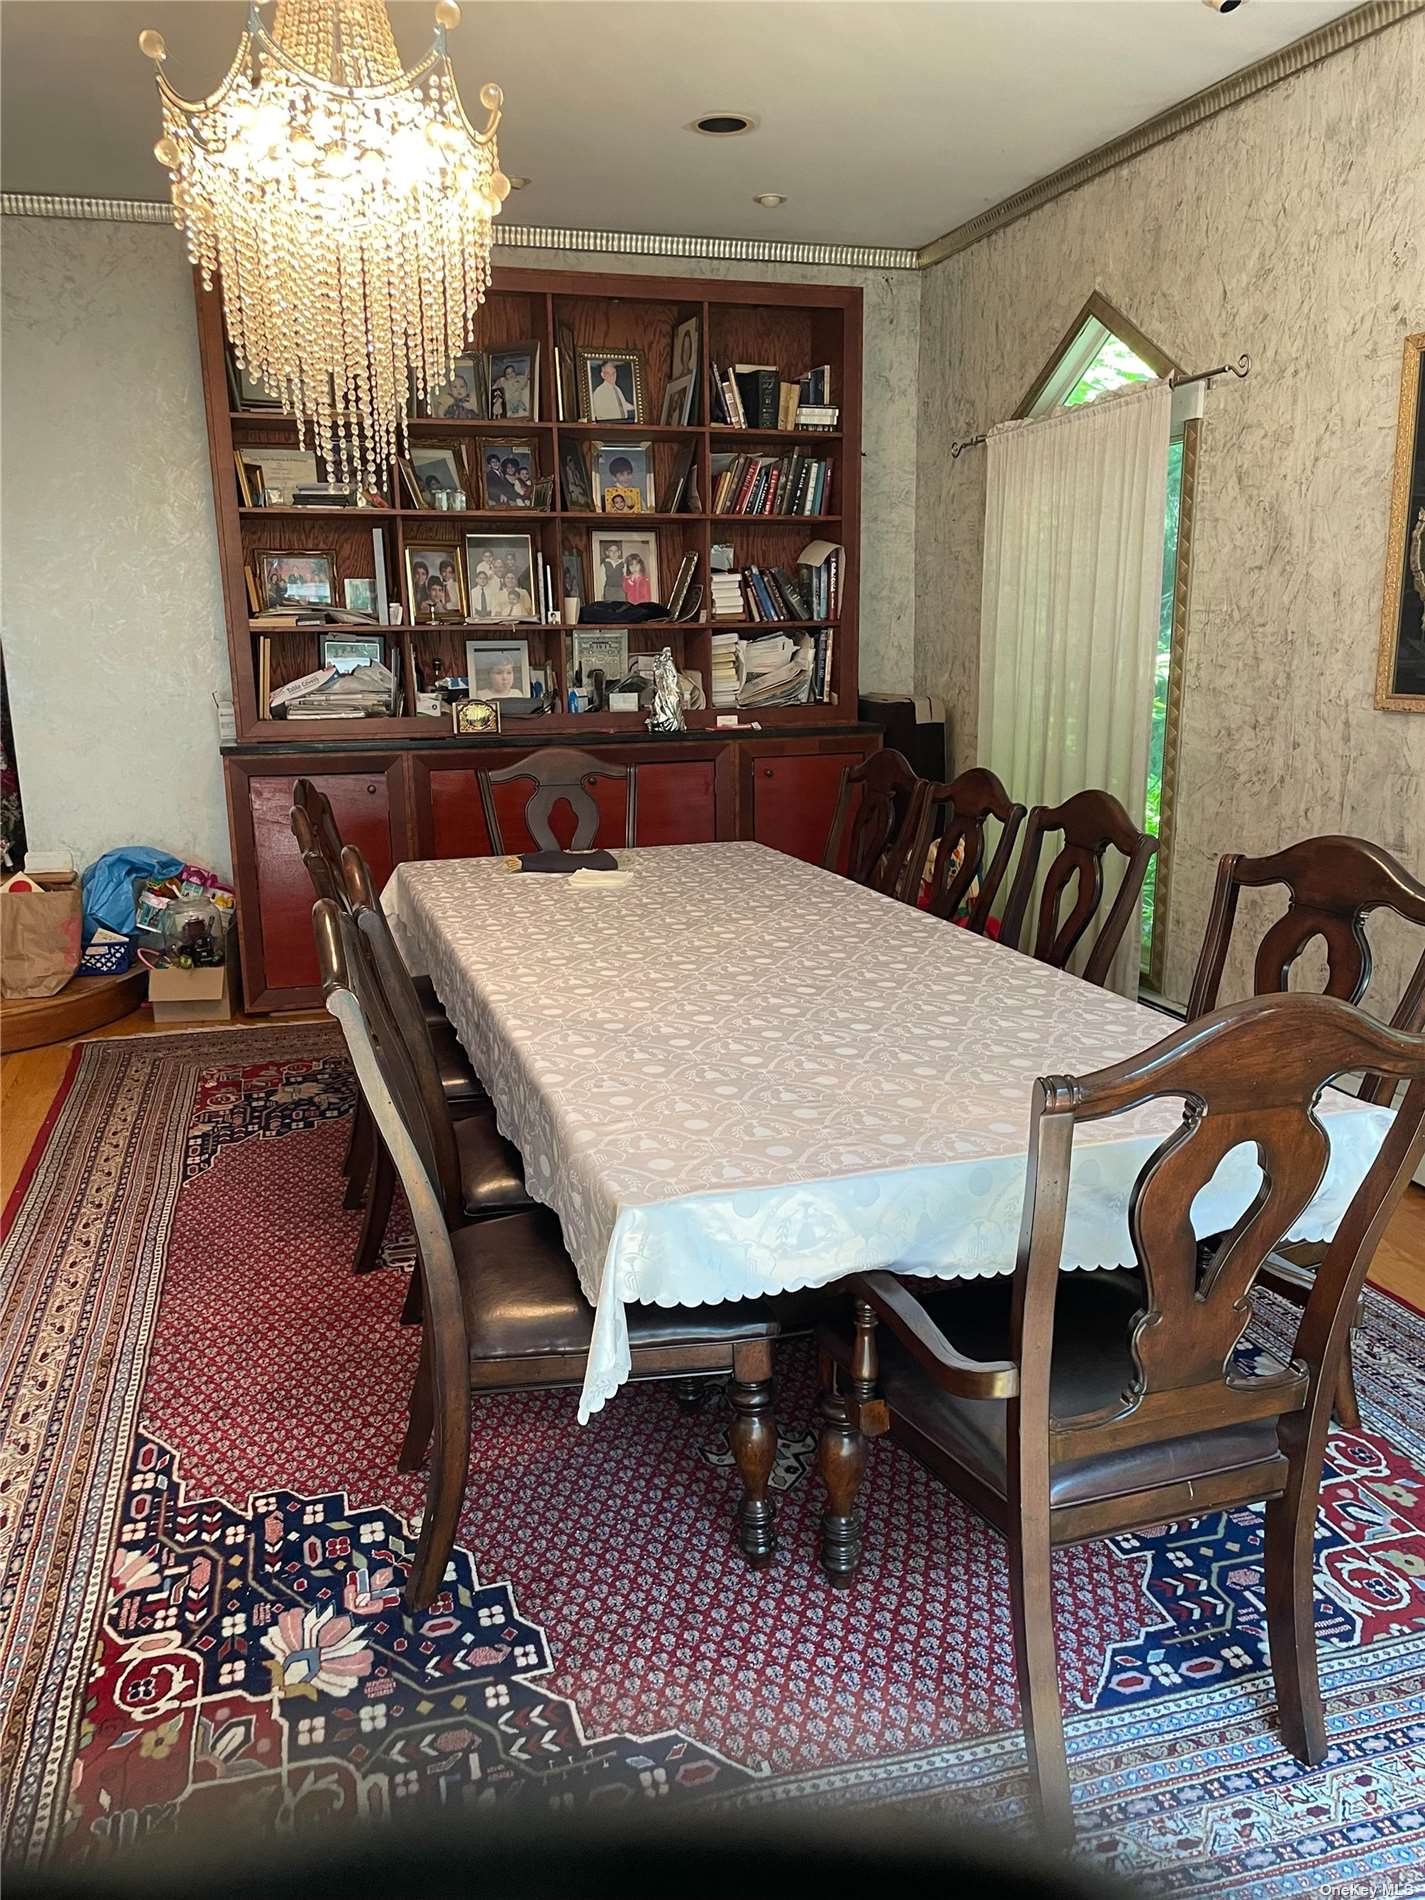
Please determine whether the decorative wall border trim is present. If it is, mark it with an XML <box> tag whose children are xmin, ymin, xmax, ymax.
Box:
<box><xmin>4</xmin><ymin>3</ymin><xmax>1416</xmax><ymax>271</ymax></box>
<box><xmin>0</xmin><ymin>195</ymin><xmax>917</xmax><ymax>270</ymax></box>
<box><xmin>915</xmin><ymin>0</ymin><xmax>1422</xmax><ymax>267</ymax></box>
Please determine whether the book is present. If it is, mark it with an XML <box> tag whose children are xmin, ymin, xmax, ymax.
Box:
<box><xmin>732</xmin><ymin>365</ymin><xmax>778</xmax><ymax>429</ymax></box>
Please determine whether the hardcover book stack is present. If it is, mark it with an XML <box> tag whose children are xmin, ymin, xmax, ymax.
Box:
<box><xmin>711</xmin><ymin>361</ymin><xmax>837</xmax><ymax>432</ymax></box>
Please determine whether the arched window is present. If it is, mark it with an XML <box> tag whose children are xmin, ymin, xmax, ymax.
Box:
<box><xmin>1018</xmin><ymin>294</ymin><xmax>1196</xmax><ymax>995</ymax></box>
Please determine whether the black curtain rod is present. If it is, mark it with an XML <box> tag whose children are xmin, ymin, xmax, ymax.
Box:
<box><xmin>949</xmin><ymin>352</ymin><xmax>1251</xmax><ymax>459</ymax></box>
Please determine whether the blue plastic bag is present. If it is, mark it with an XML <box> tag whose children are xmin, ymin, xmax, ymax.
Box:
<box><xmin>80</xmin><ymin>847</ymin><xmax>184</xmax><ymax>945</ymax></box>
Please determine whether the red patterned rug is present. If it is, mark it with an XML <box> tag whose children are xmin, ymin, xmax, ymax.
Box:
<box><xmin>3</xmin><ymin>1029</ymin><xmax>1425</xmax><ymax>1895</ymax></box>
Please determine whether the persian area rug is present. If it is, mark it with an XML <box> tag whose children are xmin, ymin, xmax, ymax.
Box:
<box><xmin>4</xmin><ymin>1029</ymin><xmax>1425</xmax><ymax>1896</ymax></box>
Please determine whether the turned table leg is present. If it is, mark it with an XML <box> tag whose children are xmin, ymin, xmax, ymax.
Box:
<box><xmin>728</xmin><ymin>1340</ymin><xmax>777</xmax><ymax>1567</ymax></box>
<box><xmin>817</xmin><ymin>1299</ymin><xmax>884</xmax><ymax>1586</ymax></box>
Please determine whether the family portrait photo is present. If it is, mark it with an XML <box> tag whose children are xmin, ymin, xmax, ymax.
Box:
<box><xmin>464</xmin><ymin>639</ymin><xmax>532</xmax><ymax>699</ymax></box>
<box><xmin>465</xmin><ymin>533</ymin><xmax>536</xmax><ymax>621</ymax></box>
<box><xmin>319</xmin><ymin>634</ymin><xmax>384</xmax><ymax>673</ymax></box>
<box><xmin>593</xmin><ymin>441</ymin><xmax>652</xmax><ymax>512</ymax></box>
<box><xmin>479</xmin><ymin>440</ymin><xmax>537</xmax><ymax>509</ymax></box>
<box><xmin>488</xmin><ymin>345</ymin><xmax>538</xmax><ymax>420</ymax></box>
<box><xmin>580</xmin><ymin>349</ymin><xmax>644</xmax><ymax>424</ymax></box>
<box><xmin>591</xmin><ymin>530</ymin><xmax>658</xmax><ymax>605</ymax></box>
<box><xmin>427</xmin><ymin>353</ymin><xmax>485</xmax><ymax>421</ymax></box>
<box><xmin>404</xmin><ymin>546</ymin><xmax>465</xmax><ymax>619</ymax></box>
<box><xmin>260</xmin><ymin>551</ymin><xmax>335</xmax><ymax>609</ymax></box>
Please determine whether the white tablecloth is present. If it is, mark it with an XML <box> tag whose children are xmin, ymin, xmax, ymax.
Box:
<box><xmin>382</xmin><ymin>842</ymin><xmax>1393</xmax><ymax>1421</ymax></box>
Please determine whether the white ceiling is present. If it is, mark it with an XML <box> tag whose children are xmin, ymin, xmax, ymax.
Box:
<box><xmin>0</xmin><ymin>0</ymin><xmax>1361</xmax><ymax>248</ymax></box>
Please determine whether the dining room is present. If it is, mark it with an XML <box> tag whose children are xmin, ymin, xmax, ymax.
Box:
<box><xmin>1</xmin><ymin>3</ymin><xmax>1423</xmax><ymax>1896</ymax></box>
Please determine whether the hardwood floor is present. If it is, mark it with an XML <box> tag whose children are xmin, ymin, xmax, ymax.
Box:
<box><xmin>2</xmin><ymin>1006</ymin><xmax>1423</xmax><ymax>1308</ymax></box>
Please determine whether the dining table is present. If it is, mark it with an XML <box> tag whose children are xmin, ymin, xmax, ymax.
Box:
<box><xmin>381</xmin><ymin>841</ymin><xmax>1395</xmax><ymax>1445</ymax></box>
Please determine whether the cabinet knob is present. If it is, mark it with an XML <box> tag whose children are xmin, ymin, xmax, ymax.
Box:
<box><xmin>762</xmin><ymin>768</ymin><xmax>773</xmax><ymax>779</ymax></box>
<box><xmin>366</xmin><ymin>782</ymin><xmax>378</xmax><ymax>795</ymax></box>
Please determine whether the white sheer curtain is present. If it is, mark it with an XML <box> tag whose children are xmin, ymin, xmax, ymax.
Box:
<box><xmin>978</xmin><ymin>379</ymin><xmax>1171</xmax><ymax>997</ymax></box>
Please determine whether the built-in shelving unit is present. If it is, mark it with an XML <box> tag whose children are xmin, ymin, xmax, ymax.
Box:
<box><xmin>195</xmin><ymin>266</ymin><xmax>862</xmax><ymax>742</ymax></box>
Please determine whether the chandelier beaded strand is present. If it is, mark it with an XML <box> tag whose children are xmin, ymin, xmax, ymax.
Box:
<box><xmin>142</xmin><ymin>0</ymin><xmax>509</xmax><ymax>489</ymax></box>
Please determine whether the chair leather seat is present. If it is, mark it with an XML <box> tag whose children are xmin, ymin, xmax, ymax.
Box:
<box><xmin>453</xmin><ymin>1208</ymin><xmax>777</xmax><ymax>1363</ymax></box>
<box><xmin>820</xmin><ymin>1271</ymin><xmax>1286</xmax><ymax>1510</ymax></box>
<box><xmin>454</xmin><ymin>1111</ymin><xmax>532</xmax><ymax>1218</ymax></box>
<box><xmin>428</xmin><ymin>1018</ymin><xmax>487</xmax><ymax>1108</ymax></box>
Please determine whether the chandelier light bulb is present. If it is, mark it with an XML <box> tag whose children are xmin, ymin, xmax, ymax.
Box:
<box><xmin>140</xmin><ymin>0</ymin><xmax>507</xmax><ymax>487</ymax></box>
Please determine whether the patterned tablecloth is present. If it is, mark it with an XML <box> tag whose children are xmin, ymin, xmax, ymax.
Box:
<box><xmin>382</xmin><ymin>842</ymin><xmax>1394</xmax><ymax>1420</ymax></box>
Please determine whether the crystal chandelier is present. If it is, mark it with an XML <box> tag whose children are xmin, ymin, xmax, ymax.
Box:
<box><xmin>141</xmin><ymin>0</ymin><xmax>510</xmax><ymax>488</ymax></box>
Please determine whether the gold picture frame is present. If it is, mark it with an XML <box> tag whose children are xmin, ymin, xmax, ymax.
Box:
<box><xmin>1375</xmin><ymin>331</ymin><xmax>1425</xmax><ymax>712</ymax></box>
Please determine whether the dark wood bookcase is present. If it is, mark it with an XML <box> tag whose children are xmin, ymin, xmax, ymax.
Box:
<box><xmin>196</xmin><ymin>265</ymin><xmax>863</xmax><ymax>742</ymax></box>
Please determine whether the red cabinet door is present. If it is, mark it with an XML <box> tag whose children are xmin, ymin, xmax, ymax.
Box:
<box><xmin>747</xmin><ymin>748</ymin><xmax>869</xmax><ymax>868</ymax></box>
<box><xmin>229</xmin><ymin>758</ymin><xmax>405</xmax><ymax>1008</ymax></box>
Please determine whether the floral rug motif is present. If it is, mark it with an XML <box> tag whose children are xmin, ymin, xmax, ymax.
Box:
<box><xmin>3</xmin><ymin>1028</ymin><xmax>1425</xmax><ymax>1898</ymax></box>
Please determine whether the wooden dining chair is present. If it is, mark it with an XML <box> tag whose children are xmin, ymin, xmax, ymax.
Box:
<box><xmin>1186</xmin><ymin>834</ymin><xmax>1425</xmax><ymax>1428</ymax></box>
<box><xmin>337</xmin><ymin>844</ymin><xmax>531</xmax><ymax>1274</ymax></box>
<box><xmin>914</xmin><ymin>767</ymin><xmax>1027</xmax><ymax>931</ymax></box>
<box><xmin>814</xmin><ymin>991</ymin><xmax>1425</xmax><ymax>1846</ymax></box>
<box><xmin>313</xmin><ymin>896</ymin><xmax>783</xmax><ymax>1610</ymax></box>
<box><xmin>822</xmin><ymin>748</ymin><xmax>927</xmax><ymax>902</ymax></box>
<box><xmin>998</xmin><ymin>788</ymin><xmax>1157</xmax><ymax>988</ymax></box>
<box><xmin>480</xmin><ymin>746</ymin><xmax>635</xmax><ymax>852</ymax></box>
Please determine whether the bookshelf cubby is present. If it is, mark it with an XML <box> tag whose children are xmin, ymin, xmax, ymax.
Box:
<box><xmin>197</xmin><ymin>266</ymin><xmax>862</xmax><ymax>742</ymax></box>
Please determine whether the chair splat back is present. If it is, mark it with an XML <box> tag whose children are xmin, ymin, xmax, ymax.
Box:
<box><xmin>1022</xmin><ymin>994</ymin><xmax>1425</xmax><ymax>1461</ymax></box>
<box><xmin>1187</xmin><ymin>837</ymin><xmax>1425</xmax><ymax>1103</ymax></box>
<box><xmin>292</xmin><ymin>778</ymin><xmax>346</xmax><ymax>892</ymax></box>
<box><xmin>822</xmin><ymin>749</ymin><xmax>926</xmax><ymax>901</ymax></box>
<box><xmin>999</xmin><ymin>788</ymin><xmax>1156</xmax><ymax>988</ymax></box>
<box><xmin>481</xmin><ymin>747</ymin><xmax>633</xmax><ymax>853</ymax></box>
<box><xmin>918</xmin><ymin>767</ymin><xmax>1027</xmax><ymax>931</ymax></box>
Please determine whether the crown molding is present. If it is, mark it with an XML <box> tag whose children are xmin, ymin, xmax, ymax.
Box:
<box><xmin>0</xmin><ymin>196</ymin><xmax>917</xmax><ymax>270</ymax></box>
<box><xmin>915</xmin><ymin>0</ymin><xmax>1421</xmax><ymax>269</ymax></box>
<box><xmin>4</xmin><ymin>4</ymin><xmax>1415</xmax><ymax>272</ymax></box>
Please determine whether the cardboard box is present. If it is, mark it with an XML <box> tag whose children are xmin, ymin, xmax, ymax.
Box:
<box><xmin>148</xmin><ymin>927</ymin><xmax>237</xmax><ymax>1025</ymax></box>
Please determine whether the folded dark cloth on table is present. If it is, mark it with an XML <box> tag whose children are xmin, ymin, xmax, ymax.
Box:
<box><xmin>518</xmin><ymin>849</ymin><xmax>619</xmax><ymax>873</ymax></box>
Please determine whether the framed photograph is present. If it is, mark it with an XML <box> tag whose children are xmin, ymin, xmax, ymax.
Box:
<box><xmin>259</xmin><ymin>550</ymin><xmax>335</xmax><ymax>609</ymax></box>
<box><xmin>487</xmin><ymin>343</ymin><xmax>539</xmax><ymax>421</ymax></box>
<box><xmin>590</xmin><ymin>529</ymin><xmax>659</xmax><ymax>607</ymax></box>
<box><xmin>572</xmin><ymin>626</ymin><xmax>629</xmax><ymax>684</ymax></box>
<box><xmin>559</xmin><ymin>443</ymin><xmax>595</xmax><ymax>513</ymax></box>
<box><xmin>658</xmin><ymin>439</ymin><xmax>698</xmax><ymax>513</ymax></box>
<box><xmin>1377</xmin><ymin>331</ymin><xmax>1425</xmax><ymax>711</ymax></box>
<box><xmin>465</xmin><ymin>532</ymin><xmax>537</xmax><ymax>621</ymax></box>
<box><xmin>251</xmin><ymin>447</ymin><xmax>319</xmax><ymax>504</ymax></box>
<box><xmin>427</xmin><ymin>352</ymin><xmax>486</xmax><ymax>421</ymax></box>
<box><xmin>343</xmin><ymin>578</ymin><xmax>377</xmax><ymax>615</ymax></box>
<box><xmin>661</xmin><ymin>371</ymin><xmax>696</xmax><ymax>427</ymax></box>
<box><xmin>407</xmin><ymin>445</ymin><xmax>467</xmax><ymax>510</ymax></box>
<box><xmin>405</xmin><ymin>545</ymin><xmax>466</xmax><ymax>620</ymax></box>
<box><xmin>592</xmin><ymin>441</ymin><xmax>654</xmax><ymax>514</ymax></box>
<box><xmin>579</xmin><ymin>349</ymin><xmax>646</xmax><ymax>426</ymax></box>
<box><xmin>556</xmin><ymin>319</ymin><xmax>578</xmax><ymax>422</ymax></box>
<box><xmin>464</xmin><ymin>639</ymin><xmax>532</xmax><ymax>699</ymax></box>
<box><xmin>320</xmin><ymin>634</ymin><xmax>384</xmax><ymax>673</ymax></box>
<box><xmin>670</xmin><ymin>315</ymin><xmax>700</xmax><ymax>384</ymax></box>
<box><xmin>452</xmin><ymin>696</ymin><xmax>501</xmax><ymax>735</ymax></box>
<box><xmin>477</xmin><ymin>440</ymin><xmax>538</xmax><ymax>510</ymax></box>
<box><xmin>226</xmin><ymin>350</ymin><xmax>282</xmax><ymax>411</ymax></box>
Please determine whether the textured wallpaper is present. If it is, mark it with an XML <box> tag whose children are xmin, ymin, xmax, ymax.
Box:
<box><xmin>1</xmin><ymin>219</ymin><xmax>232</xmax><ymax>877</ymax></box>
<box><xmin>915</xmin><ymin>15</ymin><xmax>1425</xmax><ymax>1013</ymax></box>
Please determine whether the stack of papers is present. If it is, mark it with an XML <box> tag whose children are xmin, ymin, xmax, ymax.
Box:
<box><xmin>736</xmin><ymin>633</ymin><xmax>812</xmax><ymax>708</ymax></box>
<box><xmin>275</xmin><ymin>662</ymin><xmax>397</xmax><ymax>719</ymax></box>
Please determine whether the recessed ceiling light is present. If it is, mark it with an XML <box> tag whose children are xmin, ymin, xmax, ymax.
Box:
<box><xmin>688</xmin><ymin>112</ymin><xmax>758</xmax><ymax>138</ymax></box>
<box><xmin>753</xmin><ymin>193</ymin><xmax>787</xmax><ymax>209</ymax></box>
<box><xmin>506</xmin><ymin>174</ymin><xmax>531</xmax><ymax>190</ymax></box>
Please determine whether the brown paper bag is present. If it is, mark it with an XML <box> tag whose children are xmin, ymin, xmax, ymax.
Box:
<box><xmin>0</xmin><ymin>888</ymin><xmax>84</xmax><ymax>998</ymax></box>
